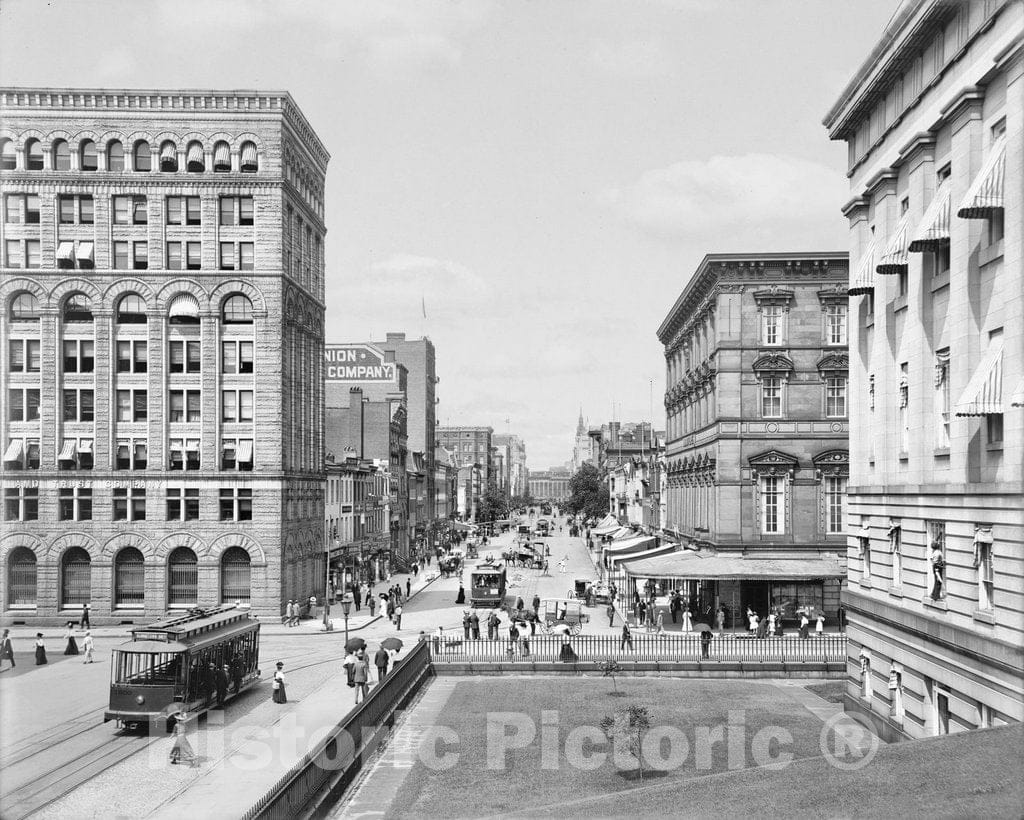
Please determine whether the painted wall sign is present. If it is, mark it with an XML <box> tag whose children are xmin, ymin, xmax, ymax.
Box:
<box><xmin>325</xmin><ymin>344</ymin><xmax>397</xmax><ymax>382</ymax></box>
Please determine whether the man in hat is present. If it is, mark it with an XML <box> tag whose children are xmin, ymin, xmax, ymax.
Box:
<box><xmin>470</xmin><ymin>610</ymin><xmax>481</xmax><ymax>639</ymax></box>
<box><xmin>374</xmin><ymin>645</ymin><xmax>390</xmax><ymax>683</ymax></box>
<box><xmin>462</xmin><ymin>610</ymin><xmax>472</xmax><ymax>640</ymax></box>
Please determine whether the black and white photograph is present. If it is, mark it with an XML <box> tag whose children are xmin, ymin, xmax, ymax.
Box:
<box><xmin>0</xmin><ymin>0</ymin><xmax>1021</xmax><ymax>818</ymax></box>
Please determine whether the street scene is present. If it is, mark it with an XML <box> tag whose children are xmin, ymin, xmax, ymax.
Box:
<box><xmin>0</xmin><ymin>0</ymin><xmax>1022</xmax><ymax>818</ymax></box>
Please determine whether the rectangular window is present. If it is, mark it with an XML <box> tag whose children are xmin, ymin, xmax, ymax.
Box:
<box><xmin>167</xmin><ymin>488</ymin><xmax>200</xmax><ymax>521</ymax></box>
<box><xmin>169</xmin><ymin>341</ymin><xmax>201</xmax><ymax>374</ymax></box>
<box><xmin>934</xmin><ymin>246</ymin><xmax>950</xmax><ymax>277</ymax></box>
<box><xmin>133</xmin><ymin>241</ymin><xmax>148</xmax><ymax>270</ymax></box>
<box><xmin>220</xmin><ymin>242</ymin><xmax>235</xmax><ymax>271</ymax></box>
<box><xmin>762</xmin><ymin>306</ymin><xmax>782</xmax><ymax>345</ymax></box>
<box><xmin>170</xmin><ymin>390</ymin><xmax>201</xmax><ymax>423</ymax></box>
<box><xmin>222</xmin><ymin>342</ymin><xmax>237</xmax><ymax>374</ymax></box>
<box><xmin>116</xmin><ymin>439</ymin><xmax>148</xmax><ymax>470</ymax></box>
<box><xmin>220</xmin><ymin>488</ymin><xmax>253</xmax><ymax>521</ymax></box>
<box><xmin>761</xmin><ymin>377</ymin><xmax>782</xmax><ymax>418</ymax></box>
<box><xmin>826</xmin><ymin>377</ymin><xmax>847</xmax><ymax>418</ymax></box>
<box><xmin>986</xmin><ymin>414</ymin><xmax>1003</xmax><ymax>446</ymax></box>
<box><xmin>26</xmin><ymin>240</ymin><xmax>40</xmax><ymax>269</ymax></box>
<box><xmin>219</xmin><ymin>197</ymin><xmax>235</xmax><ymax>226</ymax></box>
<box><xmin>222</xmin><ymin>390</ymin><xmax>237</xmax><ymax>422</ymax></box>
<box><xmin>900</xmin><ymin>363</ymin><xmax>909</xmax><ymax>454</ymax></box>
<box><xmin>928</xmin><ymin>521</ymin><xmax>946</xmax><ymax>600</ymax></box>
<box><xmin>239</xmin><ymin>242</ymin><xmax>254</xmax><ymax>270</ymax></box>
<box><xmin>25</xmin><ymin>195</ymin><xmax>39</xmax><ymax>224</ymax></box>
<box><xmin>132</xmin><ymin>195</ymin><xmax>147</xmax><ymax>224</ymax></box>
<box><xmin>186</xmin><ymin>242</ymin><xmax>201</xmax><ymax>271</ymax></box>
<box><xmin>5</xmin><ymin>240</ymin><xmax>22</xmax><ymax>268</ymax></box>
<box><xmin>166</xmin><ymin>241</ymin><xmax>182</xmax><ymax>270</ymax></box>
<box><xmin>8</xmin><ymin>339</ymin><xmax>40</xmax><ymax>373</ymax></box>
<box><xmin>4</xmin><ymin>487</ymin><xmax>39</xmax><ymax>521</ymax></box>
<box><xmin>166</xmin><ymin>196</ymin><xmax>182</xmax><ymax>225</ymax></box>
<box><xmin>59</xmin><ymin>488</ymin><xmax>92</xmax><ymax>521</ymax></box>
<box><xmin>63</xmin><ymin>389</ymin><xmax>94</xmax><ymax>422</ymax></box>
<box><xmin>890</xmin><ymin>525</ymin><xmax>902</xmax><ymax>589</ymax></box>
<box><xmin>113</xmin><ymin>241</ymin><xmax>129</xmax><ymax>269</ymax></box>
<box><xmin>825</xmin><ymin>476</ymin><xmax>846</xmax><ymax>534</ymax></box>
<box><xmin>935</xmin><ymin>350</ymin><xmax>950</xmax><ymax>449</ymax></box>
<box><xmin>80</xmin><ymin>196</ymin><xmax>93</xmax><ymax>224</ymax></box>
<box><xmin>59</xmin><ymin>195</ymin><xmax>76</xmax><ymax>224</ymax></box>
<box><xmin>239</xmin><ymin>196</ymin><xmax>254</xmax><ymax>226</ymax></box>
<box><xmin>826</xmin><ymin>303</ymin><xmax>847</xmax><ymax>345</ymax></box>
<box><xmin>185</xmin><ymin>196</ymin><xmax>201</xmax><ymax>226</ymax></box>
<box><xmin>116</xmin><ymin>389</ymin><xmax>147</xmax><ymax>422</ymax></box>
<box><xmin>4</xmin><ymin>194</ymin><xmax>21</xmax><ymax>223</ymax></box>
<box><xmin>977</xmin><ymin>536</ymin><xmax>994</xmax><ymax>611</ymax></box>
<box><xmin>63</xmin><ymin>339</ymin><xmax>95</xmax><ymax>373</ymax></box>
<box><xmin>113</xmin><ymin>195</ymin><xmax>131</xmax><ymax>224</ymax></box>
<box><xmin>113</xmin><ymin>488</ymin><xmax>145</xmax><ymax>521</ymax></box>
<box><xmin>760</xmin><ymin>475</ymin><xmax>783</xmax><ymax>534</ymax></box>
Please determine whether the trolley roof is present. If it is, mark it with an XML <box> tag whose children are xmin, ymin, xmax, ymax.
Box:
<box><xmin>130</xmin><ymin>605</ymin><xmax>257</xmax><ymax>644</ymax></box>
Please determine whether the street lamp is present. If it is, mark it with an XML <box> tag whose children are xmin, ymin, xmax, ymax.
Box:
<box><xmin>341</xmin><ymin>591</ymin><xmax>354</xmax><ymax>645</ymax></box>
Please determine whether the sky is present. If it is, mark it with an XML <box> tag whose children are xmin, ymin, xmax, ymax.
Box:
<box><xmin>0</xmin><ymin>0</ymin><xmax>898</xmax><ymax>470</ymax></box>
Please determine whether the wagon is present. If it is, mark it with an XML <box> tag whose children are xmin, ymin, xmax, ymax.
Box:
<box><xmin>539</xmin><ymin>599</ymin><xmax>589</xmax><ymax>635</ymax></box>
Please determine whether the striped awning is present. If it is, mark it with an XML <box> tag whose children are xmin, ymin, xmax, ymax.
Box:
<box><xmin>168</xmin><ymin>293</ymin><xmax>200</xmax><ymax>319</ymax></box>
<box><xmin>609</xmin><ymin>542</ymin><xmax>676</xmax><ymax>567</ymax></box>
<box><xmin>908</xmin><ymin>184</ymin><xmax>951</xmax><ymax>252</ymax></box>
<box><xmin>3</xmin><ymin>440</ymin><xmax>22</xmax><ymax>462</ymax></box>
<box><xmin>240</xmin><ymin>143</ymin><xmax>258</xmax><ymax>168</ymax></box>
<box><xmin>78</xmin><ymin>439</ymin><xmax>93</xmax><ymax>454</ymax></box>
<box><xmin>236</xmin><ymin>440</ymin><xmax>253</xmax><ymax>462</ymax></box>
<box><xmin>955</xmin><ymin>337</ymin><xmax>1004</xmax><ymax>416</ymax></box>
<box><xmin>160</xmin><ymin>142</ymin><xmax>177</xmax><ymax>162</ymax></box>
<box><xmin>1011</xmin><ymin>380</ymin><xmax>1024</xmax><ymax>408</ymax></box>
<box><xmin>76</xmin><ymin>241</ymin><xmax>94</xmax><ymax>262</ymax></box>
<box><xmin>187</xmin><ymin>143</ymin><xmax>204</xmax><ymax>166</ymax></box>
<box><xmin>958</xmin><ymin>135</ymin><xmax>1007</xmax><ymax>219</ymax></box>
<box><xmin>876</xmin><ymin>213</ymin><xmax>911</xmax><ymax>275</ymax></box>
<box><xmin>57</xmin><ymin>241</ymin><xmax>75</xmax><ymax>260</ymax></box>
<box><xmin>214</xmin><ymin>142</ymin><xmax>231</xmax><ymax>169</ymax></box>
<box><xmin>847</xmin><ymin>241</ymin><xmax>877</xmax><ymax>296</ymax></box>
<box><xmin>58</xmin><ymin>439</ymin><xmax>77</xmax><ymax>460</ymax></box>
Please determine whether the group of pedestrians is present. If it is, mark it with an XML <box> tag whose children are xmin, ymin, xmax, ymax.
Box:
<box><xmin>0</xmin><ymin>624</ymin><xmax>96</xmax><ymax>671</ymax></box>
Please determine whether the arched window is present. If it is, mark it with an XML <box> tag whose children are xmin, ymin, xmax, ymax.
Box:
<box><xmin>213</xmin><ymin>140</ymin><xmax>231</xmax><ymax>172</ymax></box>
<box><xmin>61</xmin><ymin>547</ymin><xmax>92</xmax><ymax>608</ymax></box>
<box><xmin>25</xmin><ymin>138</ymin><xmax>43</xmax><ymax>170</ymax></box>
<box><xmin>114</xmin><ymin>547</ymin><xmax>145</xmax><ymax>607</ymax></box>
<box><xmin>168</xmin><ymin>293</ymin><xmax>201</xmax><ymax>325</ymax></box>
<box><xmin>7</xmin><ymin>547</ymin><xmax>37</xmax><ymax>606</ymax></box>
<box><xmin>63</xmin><ymin>293</ymin><xmax>93</xmax><ymax>323</ymax></box>
<box><xmin>221</xmin><ymin>547</ymin><xmax>251</xmax><ymax>603</ymax></box>
<box><xmin>168</xmin><ymin>547</ymin><xmax>198</xmax><ymax>605</ymax></box>
<box><xmin>107</xmin><ymin>140</ymin><xmax>124</xmax><ymax>172</ymax></box>
<box><xmin>186</xmin><ymin>140</ymin><xmax>205</xmax><ymax>172</ymax></box>
<box><xmin>53</xmin><ymin>139</ymin><xmax>71</xmax><ymax>170</ymax></box>
<box><xmin>133</xmin><ymin>140</ymin><xmax>151</xmax><ymax>172</ymax></box>
<box><xmin>0</xmin><ymin>138</ymin><xmax>15</xmax><ymax>170</ymax></box>
<box><xmin>117</xmin><ymin>293</ymin><xmax>147</xmax><ymax>324</ymax></box>
<box><xmin>10</xmin><ymin>292</ymin><xmax>40</xmax><ymax>321</ymax></box>
<box><xmin>159</xmin><ymin>140</ymin><xmax>178</xmax><ymax>172</ymax></box>
<box><xmin>80</xmin><ymin>139</ymin><xmax>98</xmax><ymax>171</ymax></box>
<box><xmin>222</xmin><ymin>294</ymin><xmax>253</xmax><ymax>324</ymax></box>
<box><xmin>240</xmin><ymin>141</ymin><xmax>258</xmax><ymax>173</ymax></box>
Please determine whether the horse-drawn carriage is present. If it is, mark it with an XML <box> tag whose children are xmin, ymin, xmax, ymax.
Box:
<box><xmin>539</xmin><ymin>599</ymin><xmax>589</xmax><ymax>635</ymax></box>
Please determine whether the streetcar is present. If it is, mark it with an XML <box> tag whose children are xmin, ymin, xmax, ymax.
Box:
<box><xmin>105</xmin><ymin>605</ymin><xmax>261</xmax><ymax>731</ymax></box>
<box><xmin>470</xmin><ymin>562</ymin><xmax>507</xmax><ymax>608</ymax></box>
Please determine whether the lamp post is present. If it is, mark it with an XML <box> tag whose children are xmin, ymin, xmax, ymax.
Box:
<box><xmin>341</xmin><ymin>591</ymin><xmax>353</xmax><ymax>645</ymax></box>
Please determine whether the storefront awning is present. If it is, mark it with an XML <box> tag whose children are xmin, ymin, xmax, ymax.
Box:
<box><xmin>609</xmin><ymin>542</ymin><xmax>676</xmax><ymax>567</ymax></box>
<box><xmin>592</xmin><ymin>523</ymin><xmax>622</xmax><ymax>536</ymax></box>
<box><xmin>876</xmin><ymin>213</ymin><xmax>911</xmax><ymax>275</ymax></box>
<box><xmin>908</xmin><ymin>184</ymin><xmax>951</xmax><ymax>252</ymax></box>
<box><xmin>58</xmin><ymin>439</ymin><xmax>77</xmax><ymax>461</ymax></box>
<box><xmin>592</xmin><ymin>514</ymin><xmax>618</xmax><ymax>529</ymax></box>
<box><xmin>3</xmin><ymin>440</ymin><xmax>23</xmax><ymax>462</ymax></box>
<box><xmin>847</xmin><ymin>240</ymin><xmax>876</xmax><ymax>296</ymax></box>
<box><xmin>57</xmin><ymin>241</ymin><xmax>75</xmax><ymax>260</ymax></box>
<box><xmin>622</xmin><ymin>551</ymin><xmax>844</xmax><ymax>580</ymax></box>
<box><xmin>603</xmin><ymin>536</ymin><xmax>655</xmax><ymax>556</ymax></box>
<box><xmin>76</xmin><ymin>241</ymin><xmax>94</xmax><ymax>262</ymax></box>
<box><xmin>955</xmin><ymin>337</ymin><xmax>1003</xmax><ymax>416</ymax></box>
<box><xmin>958</xmin><ymin>135</ymin><xmax>1007</xmax><ymax>219</ymax></box>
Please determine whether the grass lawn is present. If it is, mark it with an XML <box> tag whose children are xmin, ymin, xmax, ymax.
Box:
<box><xmin>803</xmin><ymin>680</ymin><xmax>846</xmax><ymax>704</ymax></box>
<box><xmin>386</xmin><ymin>678</ymin><xmax>831</xmax><ymax>819</ymax></box>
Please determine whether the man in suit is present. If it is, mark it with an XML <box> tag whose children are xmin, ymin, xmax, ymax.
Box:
<box><xmin>374</xmin><ymin>646</ymin><xmax>389</xmax><ymax>683</ymax></box>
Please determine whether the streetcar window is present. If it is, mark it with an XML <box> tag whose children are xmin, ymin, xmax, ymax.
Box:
<box><xmin>115</xmin><ymin>651</ymin><xmax>181</xmax><ymax>685</ymax></box>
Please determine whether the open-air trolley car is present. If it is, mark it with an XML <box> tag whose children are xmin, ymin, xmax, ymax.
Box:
<box><xmin>470</xmin><ymin>562</ymin><xmax>507</xmax><ymax>607</ymax></box>
<box><xmin>105</xmin><ymin>605</ymin><xmax>261</xmax><ymax>731</ymax></box>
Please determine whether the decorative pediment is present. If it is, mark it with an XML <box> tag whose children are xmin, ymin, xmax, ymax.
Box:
<box><xmin>752</xmin><ymin>353</ymin><xmax>794</xmax><ymax>375</ymax></box>
<box><xmin>812</xmin><ymin>449</ymin><xmax>849</xmax><ymax>477</ymax></box>
<box><xmin>752</xmin><ymin>286</ymin><xmax>795</xmax><ymax>311</ymax></box>
<box><xmin>816</xmin><ymin>353</ymin><xmax>849</xmax><ymax>373</ymax></box>
<box><xmin>817</xmin><ymin>286</ymin><xmax>847</xmax><ymax>307</ymax></box>
<box><xmin>749</xmin><ymin>449</ymin><xmax>799</xmax><ymax>479</ymax></box>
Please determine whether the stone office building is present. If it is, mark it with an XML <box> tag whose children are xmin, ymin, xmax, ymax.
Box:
<box><xmin>654</xmin><ymin>252</ymin><xmax>850</xmax><ymax>624</ymax></box>
<box><xmin>0</xmin><ymin>88</ymin><xmax>329</xmax><ymax>624</ymax></box>
<box><xmin>824</xmin><ymin>0</ymin><xmax>1022</xmax><ymax>739</ymax></box>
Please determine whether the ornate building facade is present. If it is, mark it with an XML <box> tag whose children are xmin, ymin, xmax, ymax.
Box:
<box><xmin>656</xmin><ymin>252</ymin><xmax>850</xmax><ymax>624</ymax></box>
<box><xmin>824</xmin><ymin>0</ymin><xmax>1022</xmax><ymax>739</ymax></box>
<box><xmin>0</xmin><ymin>88</ymin><xmax>328</xmax><ymax>623</ymax></box>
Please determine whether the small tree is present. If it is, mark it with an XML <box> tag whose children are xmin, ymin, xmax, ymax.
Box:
<box><xmin>598</xmin><ymin>658</ymin><xmax>623</xmax><ymax>694</ymax></box>
<box><xmin>600</xmin><ymin>705</ymin><xmax>651</xmax><ymax>780</ymax></box>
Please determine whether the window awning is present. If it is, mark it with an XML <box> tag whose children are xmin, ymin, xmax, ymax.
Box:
<box><xmin>622</xmin><ymin>551</ymin><xmax>845</xmax><ymax>580</ymax></box>
<box><xmin>160</xmin><ymin>142</ymin><xmax>177</xmax><ymax>162</ymax></box>
<box><xmin>847</xmin><ymin>241</ymin><xmax>876</xmax><ymax>296</ymax></box>
<box><xmin>78</xmin><ymin>439</ymin><xmax>93</xmax><ymax>454</ymax></box>
<box><xmin>76</xmin><ymin>241</ymin><xmax>94</xmax><ymax>262</ymax></box>
<box><xmin>58</xmin><ymin>439</ymin><xmax>77</xmax><ymax>460</ymax></box>
<box><xmin>958</xmin><ymin>135</ymin><xmax>1007</xmax><ymax>219</ymax></box>
<box><xmin>187</xmin><ymin>143</ymin><xmax>204</xmax><ymax>166</ymax></box>
<box><xmin>3</xmin><ymin>440</ymin><xmax>23</xmax><ymax>462</ymax></box>
<box><xmin>214</xmin><ymin>143</ymin><xmax>231</xmax><ymax>168</ymax></box>
<box><xmin>56</xmin><ymin>241</ymin><xmax>75</xmax><ymax>260</ymax></box>
<box><xmin>955</xmin><ymin>337</ymin><xmax>1004</xmax><ymax>416</ymax></box>
<box><xmin>237</xmin><ymin>440</ymin><xmax>253</xmax><ymax>462</ymax></box>
<box><xmin>1011</xmin><ymin>379</ymin><xmax>1024</xmax><ymax>408</ymax></box>
<box><xmin>876</xmin><ymin>213</ymin><xmax>911</xmax><ymax>275</ymax></box>
<box><xmin>168</xmin><ymin>293</ymin><xmax>201</xmax><ymax>319</ymax></box>
<box><xmin>241</xmin><ymin>143</ymin><xmax>258</xmax><ymax>166</ymax></box>
<box><xmin>908</xmin><ymin>184</ymin><xmax>951</xmax><ymax>252</ymax></box>
<box><xmin>973</xmin><ymin>528</ymin><xmax>993</xmax><ymax>568</ymax></box>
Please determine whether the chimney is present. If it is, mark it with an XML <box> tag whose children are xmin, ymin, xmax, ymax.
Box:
<box><xmin>385</xmin><ymin>332</ymin><xmax>406</xmax><ymax>343</ymax></box>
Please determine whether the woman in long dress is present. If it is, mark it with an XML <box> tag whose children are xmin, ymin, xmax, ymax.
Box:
<box><xmin>34</xmin><ymin>633</ymin><xmax>47</xmax><ymax>665</ymax></box>
<box><xmin>63</xmin><ymin>622</ymin><xmax>79</xmax><ymax>655</ymax></box>
<box><xmin>271</xmin><ymin>662</ymin><xmax>287</xmax><ymax>703</ymax></box>
<box><xmin>681</xmin><ymin>606</ymin><xmax>693</xmax><ymax>633</ymax></box>
<box><xmin>815</xmin><ymin>614</ymin><xmax>825</xmax><ymax>635</ymax></box>
<box><xmin>455</xmin><ymin>584</ymin><xmax>466</xmax><ymax>605</ymax></box>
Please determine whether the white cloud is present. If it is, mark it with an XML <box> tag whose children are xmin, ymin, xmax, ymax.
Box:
<box><xmin>589</xmin><ymin>38</ymin><xmax>677</xmax><ymax>79</ymax></box>
<box><xmin>600</xmin><ymin>153</ymin><xmax>848</xmax><ymax>241</ymax></box>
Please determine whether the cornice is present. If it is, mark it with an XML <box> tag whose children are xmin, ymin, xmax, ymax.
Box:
<box><xmin>841</xmin><ymin>195</ymin><xmax>870</xmax><ymax>220</ymax></box>
<box><xmin>864</xmin><ymin>168</ymin><xmax>899</xmax><ymax>200</ymax></box>
<box><xmin>894</xmin><ymin>131</ymin><xmax>937</xmax><ymax>173</ymax></box>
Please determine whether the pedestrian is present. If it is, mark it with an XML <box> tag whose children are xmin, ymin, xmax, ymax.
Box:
<box><xmin>620</xmin><ymin>623</ymin><xmax>633</xmax><ymax>651</ymax></box>
<box><xmin>607</xmin><ymin>604</ymin><xmax>616</xmax><ymax>627</ymax></box>
<box><xmin>656</xmin><ymin>611</ymin><xmax>665</xmax><ymax>635</ymax></box>
<box><xmin>638</xmin><ymin>600</ymin><xmax>647</xmax><ymax>627</ymax></box>
<box><xmin>34</xmin><ymin>633</ymin><xmax>47</xmax><ymax>665</ymax></box>
<box><xmin>368</xmin><ymin>595</ymin><xmax>377</xmax><ymax>617</ymax></box>
<box><xmin>716</xmin><ymin>606</ymin><xmax>726</xmax><ymax>633</ymax></box>
<box><xmin>0</xmin><ymin>629</ymin><xmax>15</xmax><ymax>671</ymax></box>
<box><xmin>309</xmin><ymin>595</ymin><xmax>318</xmax><ymax>621</ymax></box>
<box><xmin>470</xmin><ymin>611</ymin><xmax>480</xmax><ymax>639</ymax></box>
<box><xmin>434</xmin><ymin>626</ymin><xmax>445</xmax><ymax>655</ymax></box>
<box><xmin>515</xmin><ymin>596</ymin><xmax>524</xmax><ymax>613</ymax></box>
<box><xmin>799</xmin><ymin>610</ymin><xmax>810</xmax><ymax>639</ymax></box>
<box><xmin>406</xmin><ymin>578</ymin><xmax>412</xmax><ymax>599</ymax></box>
<box><xmin>455</xmin><ymin>583</ymin><xmax>466</xmax><ymax>605</ymax></box>
<box><xmin>682</xmin><ymin>605</ymin><xmax>693</xmax><ymax>633</ymax></box>
<box><xmin>82</xmin><ymin>630</ymin><xmax>95</xmax><ymax>663</ymax></box>
<box><xmin>344</xmin><ymin>651</ymin><xmax>357</xmax><ymax>687</ymax></box>
<box><xmin>463</xmin><ymin>610</ymin><xmax>472</xmax><ymax>640</ymax></box>
<box><xmin>374</xmin><ymin>645</ymin><xmax>389</xmax><ymax>683</ymax></box>
<box><xmin>413</xmin><ymin>562</ymin><xmax>419</xmax><ymax>577</ymax></box>
<box><xmin>81</xmin><ymin>602</ymin><xmax>91</xmax><ymax>630</ymax></box>
<box><xmin>508</xmin><ymin>622</ymin><xmax>519</xmax><ymax>657</ymax></box>
<box><xmin>64</xmin><ymin>622</ymin><xmax>80</xmax><ymax>655</ymax></box>
<box><xmin>217</xmin><ymin>664</ymin><xmax>229</xmax><ymax>706</ymax></box>
<box><xmin>542</xmin><ymin>559</ymin><xmax>550</xmax><ymax>575</ymax></box>
<box><xmin>816</xmin><ymin>613</ymin><xmax>825</xmax><ymax>635</ymax></box>
<box><xmin>767</xmin><ymin>610</ymin><xmax>777</xmax><ymax>636</ymax></box>
<box><xmin>353</xmin><ymin>651</ymin><xmax>369</xmax><ymax>703</ymax></box>
<box><xmin>394</xmin><ymin>605</ymin><xmax>403</xmax><ymax>629</ymax></box>
<box><xmin>231</xmin><ymin>655</ymin><xmax>243</xmax><ymax>693</ymax></box>
<box><xmin>353</xmin><ymin>586</ymin><xmax>362</xmax><ymax>612</ymax></box>
<box><xmin>487</xmin><ymin>611</ymin><xmax>499</xmax><ymax>640</ymax></box>
<box><xmin>670</xmin><ymin>592</ymin><xmax>680</xmax><ymax>624</ymax></box>
<box><xmin>272</xmin><ymin>661</ymin><xmax>287</xmax><ymax>703</ymax></box>
<box><xmin>700</xmin><ymin>629</ymin><xmax>713</xmax><ymax>659</ymax></box>
<box><xmin>747</xmin><ymin>608</ymin><xmax>758</xmax><ymax>635</ymax></box>
<box><xmin>532</xmin><ymin>594</ymin><xmax>541</xmax><ymax>616</ymax></box>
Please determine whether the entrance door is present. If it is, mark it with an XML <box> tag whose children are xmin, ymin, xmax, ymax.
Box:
<box><xmin>740</xmin><ymin>580</ymin><xmax>771</xmax><ymax>616</ymax></box>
